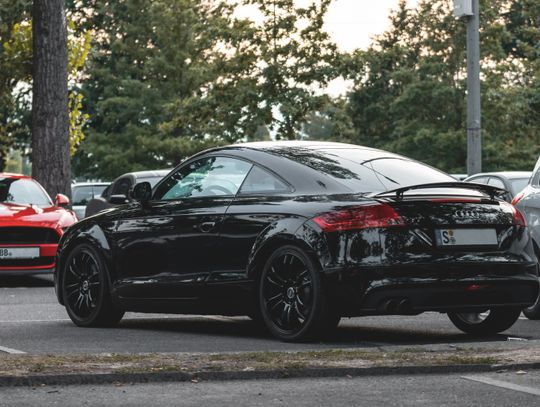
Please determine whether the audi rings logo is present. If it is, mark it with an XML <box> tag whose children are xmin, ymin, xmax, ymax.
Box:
<box><xmin>454</xmin><ymin>210</ymin><xmax>480</xmax><ymax>218</ymax></box>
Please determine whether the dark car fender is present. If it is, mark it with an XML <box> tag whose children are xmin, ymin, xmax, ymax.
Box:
<box><xmin>55</xmin><ymin>220</ymin><xmax>116</xmax><ymax>305</ymax></box>
<box><xmin>246</xmin><ymin>217</ymin><xmax>331</xmax><ymax>281</ymax></box>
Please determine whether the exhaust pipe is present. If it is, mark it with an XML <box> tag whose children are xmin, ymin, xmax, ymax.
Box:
<box><xmin>398</xmin><ymin>298</ymin><xmax>412</xmax><ymax>313</ymax></box>
<box><xmin>383</xmin><ymin>299</ymin><xmax>398</xmax><ymax>313</ymax></box>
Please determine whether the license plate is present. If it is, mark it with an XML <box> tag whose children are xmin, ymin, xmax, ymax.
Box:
<box><xmin>0</xmin><ymin>247</ymin><xmax>40</xmax><ymax>259</ymax></box>
<box><xmin>435</xmin><ymin>229</ymin><xmax>498</xmax><ymax>246</ymax></box>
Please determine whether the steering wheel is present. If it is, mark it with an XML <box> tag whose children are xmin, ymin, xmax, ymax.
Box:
<box><xmin>206</xmin><ymin>185</ymin><xmax>234</xmax><ymax>196</ymax></box>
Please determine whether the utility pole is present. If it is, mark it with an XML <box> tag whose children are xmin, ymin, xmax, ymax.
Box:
<box><xmin>454</xmin><ymin>0</ymin><xmax>481</xmax><ymax>175</ymax></box>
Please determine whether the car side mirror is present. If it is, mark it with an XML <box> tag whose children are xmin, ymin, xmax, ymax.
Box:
<box><xmin>109</xmin><ymin>194</ymin><xmax>129</xmax><ymax>205</ymax></box>
<box><xmin>132</xmin><ymin>182</ymin><xmax>152</xmax><ymax>203</ymax></box>
<box><xmin>55</xmin><ymin>193</ymin><xmax>70</xmax><ymax>207</ymax></box>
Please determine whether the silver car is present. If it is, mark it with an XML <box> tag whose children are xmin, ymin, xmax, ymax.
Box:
<box><xmin>513</xmin><ymin>164</ymin><xmax>540</xmax><ymax>319</ymax></box>
<box><xmin>464</xmin><ymin>171</ymin><xmax>531</xmax><ymax>202</ymax></box>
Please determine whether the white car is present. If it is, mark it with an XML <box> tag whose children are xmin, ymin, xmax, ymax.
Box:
<box><xmin>71</xmin><ymin>182</ymin><xmax>110</xmax><ymax>220</ymax></box>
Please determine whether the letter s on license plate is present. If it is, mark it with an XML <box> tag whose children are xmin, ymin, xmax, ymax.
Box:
<box><xmin>435</xmin><ymin>229</ymin><xmax>498</xmax><ymax>247</ymax></box>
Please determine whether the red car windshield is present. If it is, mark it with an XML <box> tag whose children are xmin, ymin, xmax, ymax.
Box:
<box><xmin>0</xmin><ymin>177</ymin><xmax>52</xmax><ymax>206</ymax></box>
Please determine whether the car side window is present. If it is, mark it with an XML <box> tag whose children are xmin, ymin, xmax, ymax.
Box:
<box><xmin>487</xmin><ymin>177</ymin><xmax>506</xmax><ymax>189</ymax></box>
<box><xmin>72</xmin><ymin>186</ymin><xmax>94</xmax><ymax>205</ymax></box>
<box><xmin>469</xmin><ymin>176</ymin><xmax>488</xmax><ymax>185</ymax></box>
<box><xmin>93</xmin><ymin>185</ymin><xmax>108</xmax><ymax>198</ymax></box>
<box><xmin>239</xmin><ymin>166</ymin><xmax>290</xmax><ymax>194</ymax></box>
<box><xmin>154</xmin><ymin>156</ymin><xmax>252</xmax><ymax>200</ymax></box>
<box><xmin>112</xmin><ymin>178</ymin><xmax>132</xmax><ymax>197</ymax></box>
<box><xmin>534</xmin><ymin>169</ymin><xmax>540</xmax><ymax>187</ymax></box>
<box><xmin>100</xmin><ymin>184</ymin><xmax>111</xmax><ymax>198</ymax></box>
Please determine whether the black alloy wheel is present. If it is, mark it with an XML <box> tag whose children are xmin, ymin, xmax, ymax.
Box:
<box><xmin>258</xmin><ymin>245</ymin><xmax>338</xmax><ymax>342</ymax></box>
<box><xmin>447</xmin><ymin>308</ymin><xmax>521</xmax><ymax>336</ymax></box>
<box><xmin>62</xmin><ymin>244</ymin><xmax>124</xmax><ymax>327</ymax></box>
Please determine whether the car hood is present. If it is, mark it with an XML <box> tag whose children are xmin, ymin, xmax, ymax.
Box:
<box><xmin>0</xmin><ymin>202</ymin><xmax>77</xmax><ymax>229</ymax></box>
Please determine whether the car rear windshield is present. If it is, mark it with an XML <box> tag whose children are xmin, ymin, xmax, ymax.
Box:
<box><xmin>0</xmin><ymin>177</ymin><xmax>52</xmax><ymax>206</ymax></box>
<box><xmin>277</xmin><ymin>147</ymin><xmax>454</xmax><ymax>193</ymax></box>
<box><xmin>511</xmin><ymin>178</ymin><xmax>529</xmax><ymax>194</ymax></box>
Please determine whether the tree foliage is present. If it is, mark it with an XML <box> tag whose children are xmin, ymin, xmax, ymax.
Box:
<box><xmin>343</xmin><ymin>0</ymin><xmax>540</xmax><ymax>173</ymax></box>
<box><xmin>0</xmin><ymin>0</ymin><xmax>31</xmax><ymax>170</ymax></box>
<box><xmin>3</xmin><ymin>0</ymin><xmax>540</xmax><ymax>178</ymax></box>
<box><xmin>71</xmin><ymin>0</ymin><xmax>341</xmax><ymax>179</ymax></box>
<box><xmin>0</xmin><ymin>0</ymin><xmax>91</xmax><ymax>171</ymax></box>
<box><xmin>237</xmin><ymin>0</ymin><xmax>339</xmax><ymax>140</ymax></box>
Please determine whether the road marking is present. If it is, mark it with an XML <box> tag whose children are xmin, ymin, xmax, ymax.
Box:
<box><xmin>0</xmin><ymin>318</ymin><xmax>70</xmax><ymax>324</ymax></box>
<box><xmin>0</xmin><ymin>345</ymin><xmax>26</xmax><ymax>354</ymax></box>
<box><xmin>0</xmin><ymin>315</ymin><xmax>245</xmax><ymax>324</ymax></box>
<box><xmin>462</xmin><ymin>375</ymin><xmax>540</xmax><ymax>396</ymax></box>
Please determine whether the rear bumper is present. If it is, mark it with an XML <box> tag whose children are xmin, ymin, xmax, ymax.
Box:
<box><xmin>325</xmin><ymin>261</ymin><xmax>540</xmax><ymax>316</ymax></box>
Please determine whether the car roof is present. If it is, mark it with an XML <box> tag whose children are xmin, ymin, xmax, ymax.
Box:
<box><xmin>220</xmin><ymin>140</ymin><xmax>399</xmax><ymax>155</ymax></box>
<box><xmin>111</xmin><ymin>169</ymin><xmax>171</xmax><ymax>183</ymax></box>
<box><xmin>0</xmin><ymin>172</ymin><xmax>32</xmax><ymax>180</ymax></box>
<box><xmin>72</xmin><ymin>182</ymin><xmax>110</xmax><ymax>187</ymax></box>
<box><xmin>207</xmin><ymin>141</ymin><xmax>406</xmax><ymax>164</ymax></box>
<box><xmin>132</xmin><ymin>169</ymin><xmax>171</xmax><ymax>179</ymax></box>
<box><xmin>188</xmin><ymin>141</ymin><xmax>435</xmax><ymax>195</ymax></box>
<box><xmin>465</xmin><ymin>171</ymin><xmax>532</xmax><ymax>180</ymax></box>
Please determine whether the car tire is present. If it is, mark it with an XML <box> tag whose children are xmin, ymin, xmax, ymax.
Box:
<box><xmin>258</xmin><ymin>245</ymin><xmax>336</xmax><ymax>342</ymax></box>
<box><xmin>523</xmin><ymin>291</ymin><xmax>540</xmax><ymax>320</ymax></box>
<box><xmin>62</xmin><ymin>243</ymin><xmax>124</xmax><ymax>327</ymax></box>
<box><xmin>447</xmin><ymin>308</ymin><xmax>521</xmax><ymax>336</ymax></box>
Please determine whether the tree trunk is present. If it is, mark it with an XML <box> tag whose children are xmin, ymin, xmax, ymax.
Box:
<box><xmin>31</xmin><ymin>0</ymin><xmax>71</xmax><ymax>199</ymax></box>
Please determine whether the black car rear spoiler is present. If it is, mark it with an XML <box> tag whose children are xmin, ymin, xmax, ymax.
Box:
<box><xmin>372</xmin><ymin>182</ymin><xmax>507</xmax><ymax>200</ymax></box>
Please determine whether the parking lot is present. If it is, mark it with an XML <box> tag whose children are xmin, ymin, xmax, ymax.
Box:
<box><xmin>2</xmin><ymin>275</ymin><xmax>539</xmax><ymax>356</ymax></box>
<box><xmin>3</xmin><ymin>370</ymin><xmax>540</xmax><ymax>406</ymax></box>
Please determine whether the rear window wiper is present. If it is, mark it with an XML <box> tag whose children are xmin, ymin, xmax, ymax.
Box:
<box><xmin>372</xmin><ymin>182</ymin><xmax>507</xmax><ymax>200</ymax></box>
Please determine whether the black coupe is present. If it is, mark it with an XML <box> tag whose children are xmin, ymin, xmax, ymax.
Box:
<box><xmin>55</xmin><ymin>142</ymin><xmax>539</xmax><ymax>341</ymax></box>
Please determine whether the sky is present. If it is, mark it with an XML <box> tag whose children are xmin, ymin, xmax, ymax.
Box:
<box><xmin>236</xmin><ymin>0</ymin><xmax>419</xmax><ymax>52</ymax></box>
<box><xmin>324</xmin><ymin>0</ymin><xmax>419</xmax><ymax>52</ymax></box>
<box><xmin>324</xmin><ymin>0</ymin><xmax>419</xmax><ymax>95</ymax></box>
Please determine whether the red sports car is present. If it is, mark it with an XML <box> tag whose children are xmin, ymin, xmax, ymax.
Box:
<box><xmin>0</xmin><ymin>173</ymin><xmax>77</xmax><ymax>275</ymax></box>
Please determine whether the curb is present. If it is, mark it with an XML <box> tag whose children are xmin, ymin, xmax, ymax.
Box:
<box><xmin>2</xmin><ymin>362</ymin><xmax>540</xmax><ymax>387</ymax></box>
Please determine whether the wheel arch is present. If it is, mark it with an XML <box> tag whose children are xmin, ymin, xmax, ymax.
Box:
<box><xmin>532</xmin><ymin>239</ymin><xmax>540</xmax><ymax>260</ymax></box>
<box><xmin>246</xmin><ymin>221</ymin><xmax>329</xmax><ymax>282</ymax></box>
<box><xmin>56</xmin><ymin>224</ymin><xmax>114</xmax><ymax>305</ymax></box>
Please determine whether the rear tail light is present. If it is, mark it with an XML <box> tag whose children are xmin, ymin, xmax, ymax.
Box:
<box><xmin>511</xmin><ymin>192</ymin><xmax>525</xmax><ymax>206</ymax></box>
<box><xmin>313</xmin><ymin>203</ymin><xmax>405</xmax><ymax>232</ymax></box>
<box><xmin>500</xmin><ymin>201</ymin><xmax>526</xmax><ymax>227</ymax></box>
<box><xmin>512</xmin><ymin>207</ymin><xmax>527</xmax><ymax>227</ymax></box>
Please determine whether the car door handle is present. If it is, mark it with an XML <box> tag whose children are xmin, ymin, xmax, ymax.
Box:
<box><xmin>198</xmin><ymin>221</ymin><xmax>216</xmax><ymax>233</ymax></box>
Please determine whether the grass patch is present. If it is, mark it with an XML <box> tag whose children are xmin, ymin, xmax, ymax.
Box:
<box><xmin>0</xmin><ymin>346</ymin><xmax>537</xmax><ymax>377</ymax></box>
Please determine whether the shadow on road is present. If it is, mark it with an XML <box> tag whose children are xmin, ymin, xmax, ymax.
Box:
<box><xmin>114</xmin><ymin>316</ymin><xmax>513</xmax><ymax>347</ymax></box>
<box><xmin>330</xmin><ymin>323</ymin><xmax>510</xmax><ymax>346</ymax></box>
<box><xmin>119</xmin><ymin>317</ymin><xmax>271</xmax><ymax>340</ymax></box>
<box><xmin>0</xmin><ymin>275</ymin><xmax>54</xmax><ymax>288</ymax></box>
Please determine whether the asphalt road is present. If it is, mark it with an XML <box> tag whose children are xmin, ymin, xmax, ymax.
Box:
<box><xmin>2</xmin><ymin>371</ymin><xmax>540</xmax><ymax>406</ymax></box>
<box><xmin>1</xmin><ymin>275</ymin><xmax>540</xmax><ymax>355</ymax></box>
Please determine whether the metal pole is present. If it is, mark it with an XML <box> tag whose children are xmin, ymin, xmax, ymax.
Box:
<box><xmin>466</xmin><ymin>0</ymin><xmax>481</xmax><ymax>175</ymax></box>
